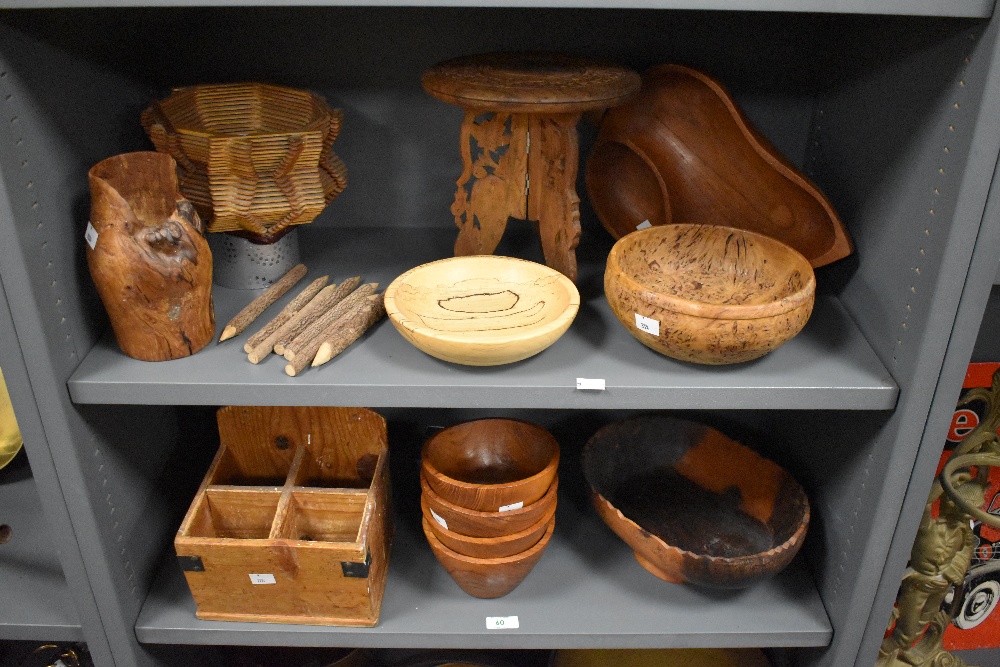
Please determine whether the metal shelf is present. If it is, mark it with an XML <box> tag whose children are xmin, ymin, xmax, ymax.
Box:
<box><xmin>68</xmin><ymin>227</ymin><xmax>898</xmax><ymax>411</ymax></box>
<box><xmin>0</xmin><ymin>457</ymin><xmax>83</xmax><ymax>642</ymax></box>
<box><xmin>135</xmin><ymin>490</ymin><xmax>831</xmax><ymax>649</ymax></box>
<box><xmin>0</xmin><ymin>0</ymin><xmax>992</xmax><ymax>17</ymax></box>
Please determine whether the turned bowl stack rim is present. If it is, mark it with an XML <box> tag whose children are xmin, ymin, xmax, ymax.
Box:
<box><xmin>607</xmin><ymin>224</ymin><xmax>816</xmax><ymax>321</ymax></box>
<box><xmin>421</xmin><ymin>492</ymin><xmax>557</xmax><ymax>558</ymax></box>
<box><xmin>422</xmin><ymin>513</ymin><xmax>557</xmax><ymax>566</ymax></box>
<box><xmin>421</xmin><ymin>418</ymin><xmax>560</xmax><ymax>509</ymax></box>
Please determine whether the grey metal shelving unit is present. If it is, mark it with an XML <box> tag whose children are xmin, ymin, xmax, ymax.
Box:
<box><xmin>2</xmin><ymin>2</ymin><xmax>1000</xmax><ymax>667</ymax></box>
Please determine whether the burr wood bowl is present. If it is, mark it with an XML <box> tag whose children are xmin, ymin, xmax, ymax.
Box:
<box><xmin>384</xmin><ymin>256</ymin><xmax>580</xmax><ymax>366</ymax></box>
<box><xmin>422</xmin><ymin>492</ymin><xmax>556</xmax><ymax>559</ymax></box>
<box><xmin>422</xmin><ymin>514</ymin><xmax>555</xmax><ymax>598</ymax></box>
<box><xmin>421</xmin><ymin>473</ymin><xmax>558</xmax><ymax>539</ymax></box>
<box><xmin>422</xmin><ymin>419</ymin><xmax>560</xmax><ymax>512</ymax></box>
<box><xmin>583</xmin><ymin>416</ymin><xmax>810</xmax><ymax>589</ymax></box>
<box><xmin>605</xmin><ymin>224</ymin><xmax>815</xmax><ymax>364</ymax></box>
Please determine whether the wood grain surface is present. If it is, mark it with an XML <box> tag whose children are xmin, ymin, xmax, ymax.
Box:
<box><xmin>605</xmin><ymin>224</ymin><xmax>815</xmax><ymax>364</ymax></box>
<box><xmin>422</xmin><ymin>493</ymin><xmax>555</xmax><ymax>559</ymax></box>
<box><xmin>420</xmin><ymin>474</ymin><xmax>557</xmax><ymax>539</ymax></box>
<box><xmin>586</xmin><ymin>64</ymin><xmax>852</xmax><ymax>268</ymax></box>
<box><xmin>384</xmin><ymin>256</ymin><xmax>579</xmax><ymax>366</ymax></box>
<box><xmin>87</xmin><ymin>152</ymin><xmax>214</xmax><ymax>361</ymax></box>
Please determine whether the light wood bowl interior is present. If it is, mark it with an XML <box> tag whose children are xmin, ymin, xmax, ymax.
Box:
<box><xmin>420</xmin><ymin>473</ymin><xmax>558</xmax><ymax>539</ymax></box>
<box><xmin>422</xmin><ymin>515</ymin><xmax>555</xmax><ymax>598</ymax></box>
<box><xmin>422</xmin><ymin>419</ymin><xmax>559</xmax><ymax>512</ymax></box>
<box><xmin>605</xmin><ymin>224</ymin><xmax>815</xmax><ymax>364</ymax></box>
<box><xmin>384</xmin><ymin>256</ymin><xmax>580</xmax><ymax>366</ymax></box>
<box><xmin>582</xmin><ymin>416</ymin><xmax>809</xmax><ymax>589</ymax></box>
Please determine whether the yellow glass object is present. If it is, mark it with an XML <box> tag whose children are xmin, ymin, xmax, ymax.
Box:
<box><xmin>0</xmin><ymin>368</ymin><xmax>24</xmax><ymax>470</ymax></box>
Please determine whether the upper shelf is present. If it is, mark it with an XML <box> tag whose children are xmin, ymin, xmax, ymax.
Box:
<box><xmin>0</xmin><ymin>0</ymin><xmax>992</xmax><ymax>17</ymax></box>
<box><xmin>68</xmin><ymin>226</ymin><xmax>897</xmax><ymax>410</ymax></box>
<box><xmin>0</xmin><ymin>457</ymin><xmax>83</xmax><ymax>642</ymax></box>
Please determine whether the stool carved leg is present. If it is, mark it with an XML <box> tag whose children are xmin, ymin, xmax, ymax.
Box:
<box><xmin>451</xmin><ymin>111</ymin><xmax>529</xmax><ymax>257</ymax></box>
<box><xmin>529</xmin><ymin>113</ymin><xmax>582</xmax><ymax>283</ymax></box>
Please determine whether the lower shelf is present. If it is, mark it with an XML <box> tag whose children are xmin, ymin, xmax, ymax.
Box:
<box><xmin>0</xmin><ymin>456</ymin><xmax>82</xmax><ymax>641</ymax></box>
<box><xmin>135</xmin><ymin>490</ymin><xmax>831</xmax><ymax>649</ymax></box>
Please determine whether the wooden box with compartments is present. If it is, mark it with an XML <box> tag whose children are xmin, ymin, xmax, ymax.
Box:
<box><xmin>174</xmin><ymin>405</ymin><xmax>392</xmax><ymax>626</ymax></box>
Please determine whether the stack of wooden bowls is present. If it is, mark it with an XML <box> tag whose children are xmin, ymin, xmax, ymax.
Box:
<box><xmin>420</xmin><ymin>419</ymin><xmax>560</xmax><ymax>598</ymax></box>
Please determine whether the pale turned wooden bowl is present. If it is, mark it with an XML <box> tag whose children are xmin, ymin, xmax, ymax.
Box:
<box><xmin>420</xmin><ymin>473</ymin><xmax>558</xmax><ymax>539</ymax></box>
<box><xmin>582</xmin><ymin>416</ymin><xmax>810</xmax><ymax>589</ymax></box>
<box><xmin>422</xmin><ymin>492</ymin><xmax>556</xmax><ymax>559</ymax></box>
<box><xmin>422</xmin><ymin>419</ymin><xmax>560</xmax><ymax>512</ymax></box>
<box><xmin>384</xmin><ymin>256</ymin><xmax>580</xmax><ymax>366</ymax></box>
<box><xmin>422</xmin><ymin>514</ymin><xmax>555</xmax><ymax>598</ymax></box>
<box><xmin>605</xmin><ymin>224</ymin><xmax>815</xmax><ymax>364</ymax></box>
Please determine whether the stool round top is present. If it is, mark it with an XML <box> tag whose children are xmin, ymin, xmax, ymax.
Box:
<box><xmin>422</xmin><ymin>52</ymin><xmax>640</xmax><ymax>113</ymax></box>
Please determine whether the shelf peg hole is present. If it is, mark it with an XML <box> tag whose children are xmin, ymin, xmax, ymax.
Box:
<box><xmin>0</xmin><ymin>524</ymin><xmax>11</xmax><ymax>545</ymax></box>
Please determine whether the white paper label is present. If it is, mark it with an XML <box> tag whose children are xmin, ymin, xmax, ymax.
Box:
<box><xmin>486</xmin><ymin>615</ymin><xmax>519</xmax><ymax>629</ymax></box>
<box><xmin>430</xmin><ymin>507</ymin><xmax>448</xmax><ymax>530</ymax></box>
<box><xmin>634</xmin><ymin>313</ymin><xmax>660</xmax><ymax>336</ymax></box>
<box><xmin>636</xmin><ymin>219</ymin><xmax>652</xmax><ymax>230</ymax></box>
<box><xmin>576</xmin><ymin>377</ymin><xmax>606</xmax><ymax>391</ymax></box>
<box><xmin>499</xmin><ymin>501</ymin><xmax>524</xmax><ymax>512</ymax></box>
<box><xmin>249</xmin><ymin>573</ymin><xmax>276</xmax><ymax>585</ymax></box>
<box><xmin>85</xmin><ymin>222</ymin><xmax>99</xmax><ymax>249</ymax></box>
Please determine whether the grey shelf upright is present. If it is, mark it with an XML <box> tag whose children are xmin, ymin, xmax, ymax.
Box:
<box><xmin>2</xmin><ymin>4</ymin><xmax>1000</xmax><ymax>667</ymax></box>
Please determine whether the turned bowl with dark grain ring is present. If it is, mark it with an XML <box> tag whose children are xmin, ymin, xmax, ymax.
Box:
<box><xmin>582</xmin><ymin>415</ymin><xmax>809</xmax><ymax>589</ymax></box>
<box><xmin>422</xmin><ymin>419</ymin><xmax>560</xmax><ymax>512</ymax></box>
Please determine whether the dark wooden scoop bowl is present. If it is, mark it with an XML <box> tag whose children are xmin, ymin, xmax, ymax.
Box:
<box><xmin>582</xmin><ymin>416</ymin><xmax>809</xmax><ymax>589</ymax></box>
<box><xmin>422</xmin><ymin>419</ymin><xmax>559</xmax><ymax>512</ymax></box>
<box><xmin>585</xmin><ymin>64</ymin><xmax>852</xmax><ymax>268</ymax></box>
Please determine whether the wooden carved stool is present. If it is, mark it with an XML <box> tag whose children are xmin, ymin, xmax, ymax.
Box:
<box><xmin>422</xmin><ymin>52</ymin><xmax>639</xmax><ymax>282</ymax></box>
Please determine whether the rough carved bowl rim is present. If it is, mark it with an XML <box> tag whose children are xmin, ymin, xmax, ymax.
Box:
<box><xmin>607</xmin><ymin>224</ymin><xmax>816</xmax><ymax>321</ymax></box>
<box><xmin>582</xmin><ymin>417</ymin><xmax>811</xmax><ymax>583</ymax></box>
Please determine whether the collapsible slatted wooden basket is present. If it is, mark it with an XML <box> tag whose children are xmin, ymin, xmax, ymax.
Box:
<box><xmin>175</xmin><ymin>406</ymin><xmax>392</xmax><ymax>626</ymax></box>
<box><xmin>142</xmin><ymin>83</ymin><xmax>348</xmax><ymax>238</ymax></box>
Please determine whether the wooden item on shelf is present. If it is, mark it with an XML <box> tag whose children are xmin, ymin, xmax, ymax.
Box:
<box><xmin>384</xmin><ymin>255</ymin><xmax>579</xmax><ymax>366</ymax></box>
<box><xmin>174</xmin><ymin>406</ymin><xmax>392</xmax><ymax>626</ymax></box>
<box><xmin>219</xmin><ymin>263</ymin><xmax>307</xmax><ymax>342</ymax></box>
<box><xmin>283</xmin><ymin>282</ymin><xmax>377</xmax><ymax>362</ymax></box>
<box><xmin>244</xmin><ymin>275</ymin><xmax>329</xmax><ymax>353</ymax></box>
<box><xmin>422</xmin><ymin>52</ymin><xmax>640</xmax><ymax>282</ymax></box>
<box><xmin>269</xmin><ymin>277</ymin><xmax>361</xmax><ymax>358</ymax></box>
<box><xmin>585</xmin><ymin>64</ymin><xmax>852</xmax><ymax>268</ymax></box>
<box><xmin>422</xmin><ymin>515</ymin><xmax>555</xmax><ymax>598</ymax></box>
<box><xmin>582</xmin><ymin>416</ymin><xmax>810</xmax><ymax>589</ymax></box>
<box><xmin>284</xmin><ymin>287</ymin><xmax>378</xmax><ymax>377</ymax></box>
<box><xmin>605</xmin><ymin>224</ymin><xmax>815</xmax><ymax>365</ymax></box>
<box><xmin>312</xmin><ymin>295</ymin><xmax>386</xmax><ymax>368</ymax></box>
<box><xmin>421</xmin><ymin>492</ymin><xmax>555</xmax><ymax>559</ymax></box>
<box><xmin>87</xmin><ymin>151</ymin><xmax>215</xmax><ymax>361</ymax></box>
<box><xmin>422</xmin><ymin>419</ymin><xmax>560</xmax><ymax>512</ymax></box>
<box><xmin>420</xmin><ymin>473</ymin><xmax>557</xmax><ymax>539</ymax></box>
<box><xmin>142</xmin><ymin>83</ymin><xmax>348</xmax><ymax>239</ymax></box>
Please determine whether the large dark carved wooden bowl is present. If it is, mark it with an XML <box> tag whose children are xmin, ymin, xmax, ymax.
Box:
<box><xmin>422</xmin><ymin>419</ymin><xmax>559</xmax><ymax>512</ymax></box>
<box><xmin>585</xmin><ymin>64</ymin><xmax>852</xmax><ymax>268</ymax></box>
<box><xmin>582</xmin><ymin>416</ymin><xmax>809</xmax><ymax>589</ymax></box>
<box><xmin>605</xmin><ymin>224</ymin><xmax>815</xmax><ymax>364</ymax></box>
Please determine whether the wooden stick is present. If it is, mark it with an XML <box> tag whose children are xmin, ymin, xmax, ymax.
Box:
<box><xmin>271</xmin><ymin>276</ymin><xmax>360</xmax><ymax>357</ymax></box>
<box><xmin>248</xmin><ymin>283</ymin><xmax>335</xmax><ymax>364</ymax></box>
<box><xmin>219</xmin><ymin>263</ymin><xmax>307</xmax><ymax>342</ymax></box>
<box><xmin>283</xmin><ymin>283</ymin><xmax>377</xmax><ymax>362</ymax></box>
<box><xmin>312</xmin><ymin>295</ymin><xmax>385</xmax><ymax>367</ymax></box>
<box><xmin>243</xmin><ymin>275</ymin><xmax>328</xmax><ymax>353</ymax></box>
<box><xmin>284</xmin><ymin>291</ymin><xmax>373</xmax><ymax>377</ymax></box>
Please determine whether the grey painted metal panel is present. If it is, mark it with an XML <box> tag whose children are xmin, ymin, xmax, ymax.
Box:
<box><xmin>0</xmin><ymin>0</ymin><xmax>992</xmax><ymax>17</ymax></box>
<box><xmin>67</xmin><ymin>228</ymin><xmax>897</xmax><ymax>410</ymax></box>
<box><xmin>136</xmin><ymin>494</ymin><xmax>831</xmax><ymax>648</ymax></box>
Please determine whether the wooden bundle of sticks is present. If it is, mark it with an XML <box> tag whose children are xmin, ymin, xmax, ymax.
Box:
<box><xmin>218</xmin><ymin>264</ymin><xmax>385</xmax><ymax>376</ymax></box>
